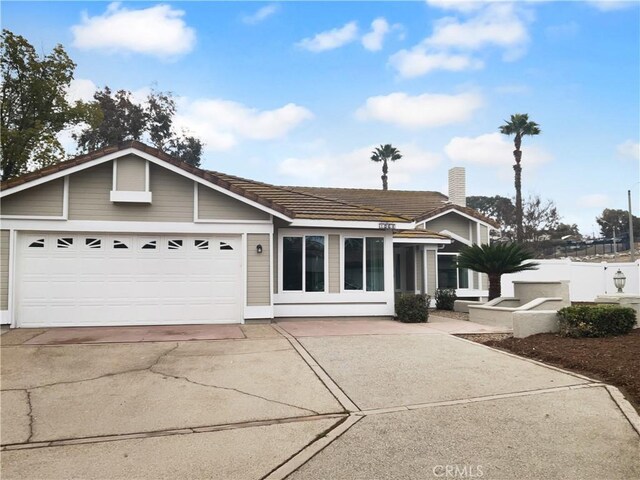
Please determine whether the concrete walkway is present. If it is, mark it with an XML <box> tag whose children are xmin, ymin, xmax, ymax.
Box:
<box><xmin>2</xmin><ymin>321</ymin><xmax>638</xmax><ymax>479</ymax></box>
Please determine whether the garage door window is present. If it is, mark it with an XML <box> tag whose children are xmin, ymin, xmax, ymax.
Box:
<box><xmin>85</xmin><ymin>238</ymin><xmax>101</xmax><ymax>249</ymax></box>
<box><xmin>282</xmin><ymin>235</ymin><xmax>325</xmax><ymax>292</ymax></box>
<box><xmin>114</xmin><ymin>240</ymin><xmax>129</xmax><ymax>249</ymax></box>
<box><xmin>28</xmin><ymin>239</ymin><xmax>45</xmax><ymax>248</ymax></box>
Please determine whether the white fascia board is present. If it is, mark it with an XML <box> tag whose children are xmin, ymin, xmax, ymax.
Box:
<box><xmin>0</xmin><ymin>219</ymin><xmax>274</xmax><ymax>234</ymax></box>
<box><xmin>439</xmin><ymin>229</ymin><xmax>472</xmax><ymax>246</ymax></box>
<box><xmin>393</xmin><ymin>237</ymin><xmax>452</xmax><ymax>245</ymax></box>
<box><xmin>422</xmin><ymin>208</ymin><xmax>495</xmax><ymax>230</ymax></box>
<box><xmin>1</xmin><ymin>147</ymin><xmax>293</xmax><ymax>223</ymax></box>
<box><xmin>0</xmin><ymin>149</ymin><xmax>132</xmax><ymax>198</ymax></box>
<box><xmin>289</xmin><ymin>219</ymin><xmax>415</xmax><ymax>229</ymax></box>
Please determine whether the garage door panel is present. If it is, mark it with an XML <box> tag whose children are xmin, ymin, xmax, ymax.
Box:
<box><xmin>17</xmin><ymin>233</ymin><xmax>244</xmax><ymax>327</ymax></box>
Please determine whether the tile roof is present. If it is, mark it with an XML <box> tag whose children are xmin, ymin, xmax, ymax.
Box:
<box><xmin>393</xmin><ymin>229</ymin><xmax>452</xmax><ymax>240</ymax></box>
<box><xmin>0</xmin><ymin>141</ymin><xmax>498</xmax><ymax>227</ymax></box>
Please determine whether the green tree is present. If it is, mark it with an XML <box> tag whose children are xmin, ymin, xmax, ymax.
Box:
<box><xmin>0</xmin><ymin>29</ymin><xmax>89</xmax><ymax>180</ymax></box>
<box><xmin>457</xmin><ymin>243</ymin><xmax>539</xmax><ymax>300</ymax></box>
<box><xmin>499</xmin><ymin>114</ymin><xmax>541</xmax><ymax>243</ymax></box>
<box><xmin>551</xmin><ymin>223</ymin><xmax>581</xmax><ymax>240</ymax></box>
<box><xmin>597</xmin><ymin>209</ymin><xmax>640</xmax><ymax>238</ymax></box>
<box><xmin>75</xmin><ymin>87</ymin><xmax>203</xmax><ymax>167</ymax></box>
<box><xmin>370</xmin><ymin>144</ymin><xmax>402</xmax><ymax>190</ymax></box>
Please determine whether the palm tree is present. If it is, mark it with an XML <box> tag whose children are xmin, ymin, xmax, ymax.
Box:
<box><xmin>499</xmin><ymin>114</ymin><xmax>541</xmax><ymax>243</ymax></box>
<box><xmin>456</xmin><ymin>243</ymin><xmax>539</xmax><ymax>300</ymax></box>
<box><xmin>370</xmin><ymin>144</ymin><xmax>402</xmax><ymax>190</ymax></box>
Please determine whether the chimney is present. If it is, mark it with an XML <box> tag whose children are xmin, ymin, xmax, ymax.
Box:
<box><xmin>448</xmin><ymin>167</ymin><xmax>466</xmax><ymax>207</ymax></box>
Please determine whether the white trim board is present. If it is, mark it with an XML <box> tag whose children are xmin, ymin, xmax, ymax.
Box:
<box><xmin>421</xmin><ymin>207</ymin><xmax>495</xmax><ymax>229</ymax></box>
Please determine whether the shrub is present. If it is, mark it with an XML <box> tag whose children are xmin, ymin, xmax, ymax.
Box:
<box><xmin>435</xmin><ymin>288</ymin><xmax>457</xmax><ymax>311</ymax></box>
<box><xmin>557</xmin><ymin>305</ymin><xmax>636</xmax><ymax>338</ymax></box>
<box><xmin>396</xmin><ymin>294</ymin><xmax>430</xmax><ymax>323</ymax></box>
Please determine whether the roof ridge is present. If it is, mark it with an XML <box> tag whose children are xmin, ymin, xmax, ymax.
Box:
<box><xmin>289</xmin><ymin>185</ymin><xmax>447</xmax><ymax>195</ymax></box>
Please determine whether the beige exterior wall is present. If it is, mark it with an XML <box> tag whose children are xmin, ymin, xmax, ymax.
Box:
<box><xmin>424</xmin><ymin>213</ymin><xmax>471</xmax><ymax>241</ymax></box>
<box><xmin>0</xmin><ymin>230</ymin><xmax>8</xmax><ymax>310</ymax></box>
<box><xmin>480</xmin><ymin>225</ymin><xmax>489</xmax><ymax>245</ymax></box>
<box><xmin>116</xmin><ymin>155</ymin><xmax>146</xmax><ymax>191</ymax></box>
<box><xmin>426</xmin><ymin>249</ymin><xmax>437</xmax><ymax>297</ymax></box>
<box><xmin>328</xmin><ymin>234</ymin><xmax>340</xmax><ymax>293</ymax></box>
<box><xmin>198</xmin><ymin>184</ymin><xmax>270</xmax><ymax>221</ymax></box>
<box><xmin>1</xmin><ymin>178</ymin><xmax>64</xmax><ymax>217</ymax></box>
<box><xmin>247</xmin><ymin>234</ymin><xmax>270</xmax><ymax>306</ymax></box>
<box><xmin>69</xmin><ymin>162</ymin><xmax>194</xmax><ymax>222</ymax></box>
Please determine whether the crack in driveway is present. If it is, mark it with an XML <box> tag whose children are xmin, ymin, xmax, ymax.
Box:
<box><xmin>148</xmin><ymin>367</ymin><xmax>320</xmax><ymax>415</ymax></box>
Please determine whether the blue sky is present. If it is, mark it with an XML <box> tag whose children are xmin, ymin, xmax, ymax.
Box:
<box><xmin>3</xmin><ymin>0</ymin><xmax>639</xmax><ymax>235</ymax></box>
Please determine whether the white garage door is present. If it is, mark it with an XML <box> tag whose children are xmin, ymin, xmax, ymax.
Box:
<box><xmin>17</xmin><ymin>233</ymin><xmax>243</xmax><ymax>327</ymax></box>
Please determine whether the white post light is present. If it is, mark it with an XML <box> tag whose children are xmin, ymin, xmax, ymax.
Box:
<box><xmin>613</xmin><ymin>269</ymin><xmax>626</xmax><ymax>294</ymax></box>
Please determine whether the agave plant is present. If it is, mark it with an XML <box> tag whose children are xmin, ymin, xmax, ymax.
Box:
<box><xmin>457</xmin><ymin>243</ymin><xmax>539</xmax><ymax>300</ymax></box>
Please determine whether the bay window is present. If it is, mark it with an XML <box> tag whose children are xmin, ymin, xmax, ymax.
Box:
<box><xmin>344</xmin><ymin>237</ymin><xmax>384</xmax><ymax>292</ymax></box>
<box><xmin>283</xmin><ymin>235</ymin><xmax>325</xmax><ymax>292</ymax></box>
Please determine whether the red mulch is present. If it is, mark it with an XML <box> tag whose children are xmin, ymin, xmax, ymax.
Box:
<box><xmin>481</xmin><ymin>330</ymin><xmax>640</xmax><ymax>411</ymax></box>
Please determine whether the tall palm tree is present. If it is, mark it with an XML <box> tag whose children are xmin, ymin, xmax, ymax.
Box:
<box><xmin>499</xmin><ymin>114</ymin><xmax>541</xmax><ymax>243</ymax></box>
<box><xmin>456</xmin><ymin>243</ymin><xmax>539</xmax><ymax>300</ymax></box>
<box><xmin>370</xmin><ymin>144</ymin><xmax>402</xmax><ymax>190</ymax></box>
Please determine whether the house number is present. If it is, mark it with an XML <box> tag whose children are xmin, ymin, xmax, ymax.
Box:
<box><xmin>378</xmin><ymin>222</ymin><xmax>396</xmax><ymax>230</ymax></box>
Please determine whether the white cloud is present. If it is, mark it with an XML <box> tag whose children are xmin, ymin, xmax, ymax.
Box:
<box><xmin>617</xmin><ymin>140</ymin><xmax>640</xmax><ymax>160</ymax></box>
<box><xmin>356</xmin><ymin>91</ymin><xmax>483</xmax><ymax>129</ymax></box>
<box><xmin>444</xmin><ymin>132</ymin><xmax>552</xmax><ymax>167</ymax></box>
<box><xmin>174</xmin><ymin>99</ymin><xmax>313</xmax><ymax>151</ymax></box>
<box><xmin>389</xmin><ymin>49</ymin><xmax>482</xmax><ymax>78</ymax></box>
<box><xmin>296</xmin><ymin>22</ymin><xmax>359</xmax><ymax>52</ymax></box>
<box><xmin>587</xmin><ymin>1</ymin><xmax>636</xmax><ymax>11</ymax></box>
<box><xmin>277</xmin><ymin>144</ymin><xmax>442</xmax><ymax>188</ymax></box>
<box><xmin>425</xmin><ymin>0</ymin><xmax>485</xmax><ymax>14</ymax></box>
<box><xmin>66</xmin><ymin>78</ymin><xmax>97</xmax><ymax>103</ymax></box>
<box><xmin>426</xmin><ymin>3</ymin><xmax>529</xmax><ymax>54</ymax></box>
<box><xmin>389</xmin><ymin>3</ymin><xmax>531</xmax><ymax>77</ymax></box>
<box><xmin>579</xmin><ymin>194</ymin><xmax>610</xmax><ymax>208</ymax></box>
<box><xmin>71</xmin><ymin>2</ymin><xmax>196</xmax><ymax>58</ymax></box>
<box><xmin>242</xmin><ymin>4</ymin><xmax>279</xmax><ymax>25</ymax></box>
<box><xmin>362</xmin><ymin>18</ymin><xmax>390</xmax><ymax>51</ymax></box>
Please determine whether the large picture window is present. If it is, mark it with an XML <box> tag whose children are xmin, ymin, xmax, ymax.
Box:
<box><xmin>344</xmin><ymin>237</ymin><xmax>384</xmax><ymax>292</ymax></box>
<box><xmin>437</xmin><ymin>254</ymin><xmax>469</xmax><ymax>290</ymax></box>
<box><xmin>283</xmin><ymin>235</ymin><xmax>325</xmax><ymax>292</ymax></box>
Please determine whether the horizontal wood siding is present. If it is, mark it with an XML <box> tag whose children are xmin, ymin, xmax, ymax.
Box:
<box><xmin>247</xmin><ymin>234</ymin><xmax>270</xmax><ymax>306</ymax></box>
<box><xmin>198</xmin><ymin>184</ymin><xmax>270</xmax><ymax>221</ymax></box>
<box><xmin>69</xmin><ymin>162</ymin><xmax>194</xmax><ymax>222</ymax></box>
<box><xmin>0</xmin><ymin>230</ymin><xmax>8</xmax><ymax>310</ymax></box>
<box><xmin>116</xmin><ymin>155</ymin><xmax>146</xmax><ymax>191</ymax></box>
<box><xmin>1</xmin><ymin>178</ymin><xmax>64</xmax><ymax>217</ymax></box>
<box><xmin>480</xmin><ymin>225</ymin><xmax>489</xmax><ymax>245</ymax></box>
<box><xmin>426</xmin><ymin>249</ymin><xmax>437</xmax><ymax>297</ymax></box>
<box><xmin>329</xmin><ymin>234</ymin><xmax>340</xmax><ymax>293</ymax></box>
<box><xmin>424</xmin><ymin>213</ymin><xmax>471</xmax><ymax>241</ymax></box>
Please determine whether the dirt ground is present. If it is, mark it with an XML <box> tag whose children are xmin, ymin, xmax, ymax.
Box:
<box><xmin>462</xmin><ymin>330</ymin><xmax>640</xmax><ymax>412</ymax></box>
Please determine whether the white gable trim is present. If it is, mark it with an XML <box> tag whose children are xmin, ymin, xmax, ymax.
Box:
<box><xmin>422</xmin><ymin>207</ymin><xmax>495</xmax><ymax>229</ymax></box>
<box><xmin>439</xmin><ymin>229</ymin><xmax>472</xmax><ymax>246</ymax></box>
<box><xmin>1</xmin><ymin>147</ymin><xmax>293</xmax><ymax>222</ymax></box>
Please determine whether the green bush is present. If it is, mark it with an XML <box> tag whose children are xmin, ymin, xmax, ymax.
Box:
<box><xmin>557</xmin><ymin>305</ymin><xmax>636</xmax><ymax>338</ymax></box>
<box><xmin>435</xmin><ymin>288</ymin><xmax>457</xmax><ymax>311</ymax></box>
<box><xmin>396</xmin><ymin>294</ymin><xmax>430</xmax><ymax>323</ymax></box>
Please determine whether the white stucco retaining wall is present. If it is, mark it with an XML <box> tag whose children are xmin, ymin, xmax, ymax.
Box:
<box><xmin>501</xmin><ymin>260</ymin><xmax>639</xmax><ymax>301</ymax></box>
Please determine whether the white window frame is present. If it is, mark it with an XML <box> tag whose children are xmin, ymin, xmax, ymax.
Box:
<box><xmin>280</xmin><ymin>234</ymin><xmax>328</xmax><ymax>293</ymax></box>
<box><xmin>436</xmin><ymin>252</ymin><xmax>471</xmax><ymax>290</ymax></box>
<box><xmin>342</xmin><ymin>236</ymin><xmax>387</xmax><ymax>293</ymax></box>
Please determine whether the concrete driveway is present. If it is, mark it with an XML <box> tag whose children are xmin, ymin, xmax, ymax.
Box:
<box><xmin>2</xmin><ymin>318</ymin><xmax>639</xmax><ymax>479</ymax></box>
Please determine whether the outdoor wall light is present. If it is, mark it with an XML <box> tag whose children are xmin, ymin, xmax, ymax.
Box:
<box><xmin>256</xmin><ymin>244</ymin><xmax>263</xmax><ymax>254</ymax></box>
<box><xmin>613</xmin><ymin>269</ymin><xmax>626</xmax><ymax>293</ymax></box>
